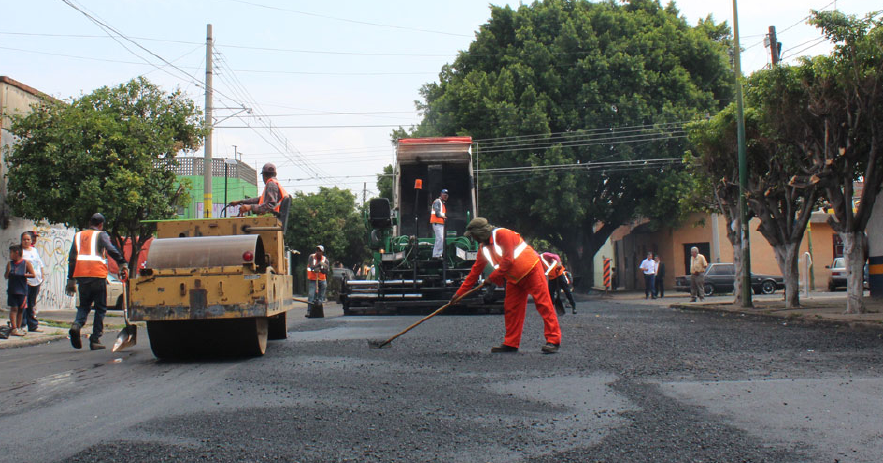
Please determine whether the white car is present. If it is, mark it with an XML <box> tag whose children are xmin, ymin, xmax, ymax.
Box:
<box><xmin>75</xmin><ymin>274</ymin><xmax>126</xmax><ymax>310</ymax></box>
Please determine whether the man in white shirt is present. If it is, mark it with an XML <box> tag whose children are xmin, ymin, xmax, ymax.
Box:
<box><xmin>639</xmin><ymin>252</ymin><xmax>657</xmax><ymax>299</ymax></box>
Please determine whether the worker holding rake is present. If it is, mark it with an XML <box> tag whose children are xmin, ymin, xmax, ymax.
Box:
<box><xmin>452</xmin><ymin>218</ymin><xmax>561</xmax><ymax>354</ymax></box>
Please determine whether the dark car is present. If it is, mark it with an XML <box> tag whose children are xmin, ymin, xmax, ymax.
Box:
<box><xmin>675</xmin><ymin>263</ymin><xmax>784</xmax><ymax>297</ymax></box>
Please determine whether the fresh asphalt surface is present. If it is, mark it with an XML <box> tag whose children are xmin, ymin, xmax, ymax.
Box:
<box><xmin>1</xmin><ymin>298</ymin><xmax>882</xmax><ymax>462</ymax></box>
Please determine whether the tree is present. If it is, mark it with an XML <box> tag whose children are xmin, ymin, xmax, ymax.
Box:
<box><xmin>687</xmin><ymin>99</ymin><xmax>820</xmax><ymax>309</ymax></box>
<box><xmin>377</xmin><ymin>164</ymin><xmax>394</xmax><ymax>202</ymax></box>
<box><xmin>758</xmin><ymin>11</ymin><xmax>883</xmax><ymax>313</ymax></box>
<box><xmin>402</xmin><ymin>0</ymin><xmax>733</xmax><ymax>287</ymax></box>
<box><xmin>284</xmin><ymin>187</ymin><xmax>368</xmax><ymax>268</ymax></box>
<box><xmin>5</xmin><ymin>77</ymin><xmax>204</xmax><ymax>273</ymax></box>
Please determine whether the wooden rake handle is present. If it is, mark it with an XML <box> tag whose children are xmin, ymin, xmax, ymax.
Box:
<box><xmin>375</xmin><ymin>281</ymin><xmax>488</xmax><ymax>348</ymax></box>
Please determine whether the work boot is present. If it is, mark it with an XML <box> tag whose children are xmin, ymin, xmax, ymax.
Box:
<box><xmin>90</xmin><ymin>339</ymin><xmax>106</xmax><ymax>350</ymax></box>
<box><xmin>572</xmin><ymin>308</ymin><xmax>577</xmax><ymax>315</ymax></box>
<box><xmin>69</xmin><ymin>323</ymin><xmax>82</xmax><ymax>349</ymax></box>
<box><xmin>541</xmin><ymin>342</ymin><xmax>559</xmax><ymax>354</ymax></box>
<box><xmin>490</xmin><ymin>344</ymin><xmax>518</xmax><ymax>353</ymax></box>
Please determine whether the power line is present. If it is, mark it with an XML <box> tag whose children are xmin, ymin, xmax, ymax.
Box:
<box><xmin>472</xmin><ymin>121</ymin><xmax>689</xmax><ymax>143</ymax></box>
<box><xmin>224</xmin><ymin>0</ymin><xmax>471</xmax><ymax>37</ymax></box>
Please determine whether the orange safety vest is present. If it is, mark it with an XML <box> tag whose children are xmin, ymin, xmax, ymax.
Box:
<box><xmin>480</xmin><ymin>228</ymin><xmax>539</xmax><ymax>284</ymax></box>
<box><xmin>307</xmin><ymin>254</ymin><xmax>327</xmax><ymax>281</ymax></box>
<box><xmin>258</xmin><ymin>177</ymin><xmax>290</xmax><ymax>213</ymax></box>
<box><xmin>540</xmin><ymin>254</ymin><xmax>565</xmax><ymax>280</ymax></box>
<box><xmin>72</xmin><ymin>230</ymin><xmax>108</xmax><ymax>278</ymax></box>
<box><xmin>430</xmin><ymin>198</ymin><xmax>446</xmax><ymax>224</ymax></box>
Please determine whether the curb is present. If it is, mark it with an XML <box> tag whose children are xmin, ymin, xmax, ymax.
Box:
<box><xmin>0</xmin><ymin>334</ymin><xmax>67</xmax><ymax>349</ymax></box>
<box><xmin>669</xmin><ymin>303</ymin><xmax>883</xmax><ymax>332</ymax></box>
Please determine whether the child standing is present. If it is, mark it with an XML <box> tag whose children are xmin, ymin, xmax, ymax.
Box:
<box><xmin>6</xmin><ymin>245</ymin><xmax>35</xmax><ymax>336</ymax></box>
<box><xmin>21</xmin><ymin>231</ymin><xmax>45</xmax><ymax>332</ymax></box>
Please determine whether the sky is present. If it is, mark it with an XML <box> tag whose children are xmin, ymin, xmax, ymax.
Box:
<box><xmin>1</xmin><ymin>0</ymin><xmax>874</xmax><ymax>201</ymax></box>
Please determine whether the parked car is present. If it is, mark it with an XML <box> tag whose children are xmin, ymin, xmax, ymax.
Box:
<box><xmin>332</xmin><ymin>267</ymin><xmax>355</xmax><ymax>282</ymax></box>
<box><xmin>825</xmin><ymin>258</ymin><xmax>869</xmax><ymax>291</ymax></box>
<box><xmin>675</xmin><ymin>263</ymin><xmax>784</xmax><ymax>297</ymax></box>
<box><xmin>75</xmin><ymin>274</ymin><xmax>125</xmax><ymax>310</ymax></box>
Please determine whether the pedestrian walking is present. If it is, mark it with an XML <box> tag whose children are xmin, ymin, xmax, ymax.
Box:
<box><xmin>689</xmin><ymin>247</ymin><xmax>708</xmax><ymax>302</ymax></box>
<box><xmin>430</xmin><ymin>189</ymin><xmax>449</xmax><ymax>259</ymax></box>
<box><xmin>306</xmin><ymin>245</ymin><xmax>330</xmax><ymax>318</ymax></box>
<box><xmin>639</xmin><ymin>252</ymin><xmax>657</xmax><ymax>299</ymax></box>
<box><xmin>654</xmin><ymin>254</ymin><xmax>665</xmax><ymax>298</ymax></box>
<box><xmin>5</xmin><ymin>244</ymin><xmax>35</xmax><ymax>337</ymax></box>
<box><xmin>21</xmin><ymin>231</ymin><xmax>46</xmax><ymax>333</ymax></box>
<box><xmin>65</xmin><ymin>213</ymin><xmax>128</xmax><ymax>350</ymax></box>
<box><xmin>453</xmin><ymin>218</ymin><xmax>561</xmax><ymax>354</ymax></box>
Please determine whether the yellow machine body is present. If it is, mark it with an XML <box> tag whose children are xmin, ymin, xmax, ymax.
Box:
<box><xmin>130</xmin><ymin>216</ymin><xmax>293</xmax><ymax>322</ymax></box>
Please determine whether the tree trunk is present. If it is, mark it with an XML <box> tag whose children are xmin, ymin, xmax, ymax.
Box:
<box><xmin>842</xmin><ymin>231</ymin><xmax>865</xmax><ymax>314</ymax></box>
<box><xmin>773</xmin><ymin>242</ymin><xmax>800</xmax><ymax>309</ymax></box>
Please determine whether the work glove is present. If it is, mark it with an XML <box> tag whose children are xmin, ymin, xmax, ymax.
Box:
<box><xmin>65</xmin><ymin>279</ymin><xmax>77</xmax><ymax>297</ymax></box>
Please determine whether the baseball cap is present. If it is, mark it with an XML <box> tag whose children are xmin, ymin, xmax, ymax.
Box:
<box><xmin>441</xmin><ymin>189</ymin><xmax>449</xmax><ymax>194</ymax></box>
<box><xmin>316</xmin><ymin>245</ymin><xmax>325</xmax><ymax>252</ymax></box>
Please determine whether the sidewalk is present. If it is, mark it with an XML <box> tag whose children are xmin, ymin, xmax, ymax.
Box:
<box><xmin>0</xmin><ymin>308</ymin><xmax>131</xmax><ymax>349</ymax></box>
<box><xmin>584</xmin><ymin>289</ymin><xmax>883</xmax><ymax>330</ymax></box>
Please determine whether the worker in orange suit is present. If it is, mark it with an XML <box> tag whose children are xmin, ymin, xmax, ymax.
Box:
<box><xmin>452</xmin><ymin>217</ymin><xmax>561</xmax><ymax>354</ymax></box>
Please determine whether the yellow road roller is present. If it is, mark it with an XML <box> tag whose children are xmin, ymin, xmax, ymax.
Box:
<box><xmin>130</xmin><ymin>211</ymin><xmax>293</xmax><ymax>359</ymax></box>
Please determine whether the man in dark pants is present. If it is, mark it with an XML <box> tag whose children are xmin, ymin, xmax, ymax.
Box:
<box><xmin>65</xmin><ymin>213</ymin><xmax>128</xmax><ymax>350</ymax></box>
<box><xmin>654</xmin><ymin>255</ymin><xmax>666</xmax><ymax>297</ymax></box>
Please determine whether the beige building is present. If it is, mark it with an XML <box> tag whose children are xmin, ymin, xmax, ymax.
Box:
<box><xmin>611</xmin><ymin>212</ymin><xmax>838</xmax><ymax>292</ymax></box>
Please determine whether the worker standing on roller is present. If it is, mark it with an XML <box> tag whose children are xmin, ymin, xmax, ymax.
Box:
<box><xmin>452</xmin><ymin>217</ymin><xmax>561</xmax><ymax>354</ymax></box>
<box><xmin>231</xmin><ymin>163</ymin><xmax>289</xmax><ymax>216</ymax></box>
<box><xmin>430</xmin><ymin>189</ymin><xmax>448</xmax><ymax>259</ymax></box>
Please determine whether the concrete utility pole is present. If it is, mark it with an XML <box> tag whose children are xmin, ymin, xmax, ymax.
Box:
<box><xmin>768</xmin><ymin>26</ymin><xmax>780</xmax><ymax>67</ymax></box>
<box><xmin>203</xmin><ymin>24</ymin><xmax>214</xmax><ymax>218</ymax></box>
<box><xmin>733</xmin><ymin>1</ymin><xmax>753</xmax><ymax>307</ymax></box>
<box><xmin>363</xmin><ymin>182</ymin><xmax>367</xmax><ymax>206</ymax></box>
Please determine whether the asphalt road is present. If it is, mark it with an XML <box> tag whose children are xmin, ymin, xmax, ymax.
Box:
<box><xmin>1</xmin><ymin>299</ymin><xmax>881</xmax><ymax>462</ymax></box>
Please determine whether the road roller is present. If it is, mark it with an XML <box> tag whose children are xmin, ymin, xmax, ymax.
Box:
<box><xmin>129</xmin><ymin>210</ymin><xmax>293</xmax><ymax>359</ymax></box>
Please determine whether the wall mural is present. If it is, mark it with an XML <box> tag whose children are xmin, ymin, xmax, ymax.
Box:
<box><xmin>1</xmin><ymin>221</ymin><xmax>76</xmax><ymax>311</ymax></box>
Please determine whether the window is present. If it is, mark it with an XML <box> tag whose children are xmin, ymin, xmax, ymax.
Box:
<box><xmin>833</xmin><ymin>234</ymin><xmax>844</xmax><ymax>258</ymax></box>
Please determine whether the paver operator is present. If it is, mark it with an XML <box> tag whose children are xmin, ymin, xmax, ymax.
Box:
<box><xmin>231</xmin><ymin>163</ymin><xmax>290</xmax><ymax>216</ymax></box>
<box><xmin>430</xmin><ymin>189</ymin><xmax>449</xmax><ymax>259</ymax></box>
<box><xmin>65</xmin><ymin>213</ymin><xmax>128</xmax><ymax>350</ymax></box>
<box><xmin>452</xmin><ymin>217</ymin><xmax>561</xmax><ymax>354</ymax></box>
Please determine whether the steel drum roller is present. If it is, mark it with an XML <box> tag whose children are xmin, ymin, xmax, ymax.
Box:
<box><xmin>146</xmin><ymin>235</ymin><xmax>266</xmax><ymax>269</ymax></box>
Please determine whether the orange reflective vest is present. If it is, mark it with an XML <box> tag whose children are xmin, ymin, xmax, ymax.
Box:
<box><xmin>480</xmin><ymin>228</ymin><xmax>539</xmax><ymax>284</ymax></box>
<box><xmin>540</xmin><ymin>254</ymin><xmax>565</xmax><ymax>280</ymax></box>
<box><xmin>72</xmin><ymin>230</ymin><xmax>108</xmax><ymax>278</ymax></box>
<box><xmin>430</xmin><ymin>198</ymin><xmax>446</xmax><ymax>224</ymax></box>
<box><xmin>307</xmin><ymin>254</ymin><xmax>328</xmax><ymax>281</ymax></box>
<box><xmin>258</xmin><ymin>177</ymin><xmax>290</xmax><ymax>213</ymax></box>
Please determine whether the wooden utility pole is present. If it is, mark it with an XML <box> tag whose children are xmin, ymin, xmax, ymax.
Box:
<box><xmin>733</xmin><ymin>1</ymin><xmax>753</xmax><ymax>307</ymax></box>
<box><xmin>203</xmin><ymin>24</ymin><xmax>214</xmax><ymax>218</ymax></box>
<box><xmin>769</xmin><ymin>26</ymin><xmax>780</xmax><ymax>66</ymax></box>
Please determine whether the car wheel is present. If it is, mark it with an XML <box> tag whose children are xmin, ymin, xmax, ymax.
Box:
<box><xmin>703</xmin><ymin>283</ymin><xmax>714</xmax><ymax>297</ymax></box>
<box><xmin>761</xmin><ymin>280</ymin><xmax>776</xmax><ymax>295</ymax></box>
<box><xmin>827</xmin><ymin>282</ymin><xmax>836</xmax><ymax>292</ymax></box>
<box><xmin>114</xmin><ymin>296</ymin><xmax>124</xmax><ymax>311</ymax></box>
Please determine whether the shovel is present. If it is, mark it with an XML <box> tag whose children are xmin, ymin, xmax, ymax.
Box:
<box><xmin>368</xmin><ymin>281</ymin><xmax>488</xmax><ymax>349</ymax></box>
<box><xmin>112</xmin><ymin>277</ymin><xmax>137</xmax><ymax>352</ymax></box>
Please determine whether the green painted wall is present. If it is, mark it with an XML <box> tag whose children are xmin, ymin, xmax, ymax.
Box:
<box><xmin>179</xmin><ymin>175</ymin><xmax>259</xmax><ymax>219</ymax></box>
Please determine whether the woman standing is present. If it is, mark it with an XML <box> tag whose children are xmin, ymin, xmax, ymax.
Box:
<box><xmin>21</xmin><ymin>231</ymin><xmax>45</xmax><ymax>333</ymax></box>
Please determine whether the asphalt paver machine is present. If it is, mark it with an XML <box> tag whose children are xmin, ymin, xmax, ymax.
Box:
<box><xmin>340</xmin><ymin>137</ymin><xmax>503</xmax><ymax>314</ymax></box>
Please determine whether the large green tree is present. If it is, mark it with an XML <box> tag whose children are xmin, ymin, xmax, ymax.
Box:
<box><xmin>284</xmin><ymin>187</ymin><xmax>368</xmax><ymax>268</ymax></box>
<box><xmin>5</xmin><ymin>77</ymin><xmax>203</xmax><ymax>272</ymax></box>
<box><xmin>403</xmin><ymin>0</ymin><xmax>732</xmax><ymax>285</ymax></box>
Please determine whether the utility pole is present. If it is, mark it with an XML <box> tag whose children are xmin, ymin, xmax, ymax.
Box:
<box><xmin>768</xmin><ymin>26</ymin><xmax>781</xmax><ymax>66</ymax></box>
<box><xmin>363</xmin><ymin>182</ymin><xmax>367</xmax><ymax>206</ymax></box>
<box><xmin>733</xmin><ymin>1</ymin><xmax>753</xmax><ymax>307</ymax></box>
<box><xmin>203</xmin><ymin>24</ymin><xmax>214</xmax><ymax>218</ymax></box>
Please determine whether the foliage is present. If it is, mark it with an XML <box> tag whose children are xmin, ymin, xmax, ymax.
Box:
<box><xmin>284</xmin><ymin>187</ymin><xmax>368</xmax><ymax>267</ymax></box>
<box><xmin>5</xmin><ymin>77</ymin><xmax>204</xmax><ymax>271</ymax></box>
<box><xmin>401</xmin><ymin>0</ymin><xmax>733</xmax><ymax>286</ymax></box>
<box><xmin>377</xmin><ymin>164</ymin><xmax>394</xmax><ymax>202</ymax></box>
